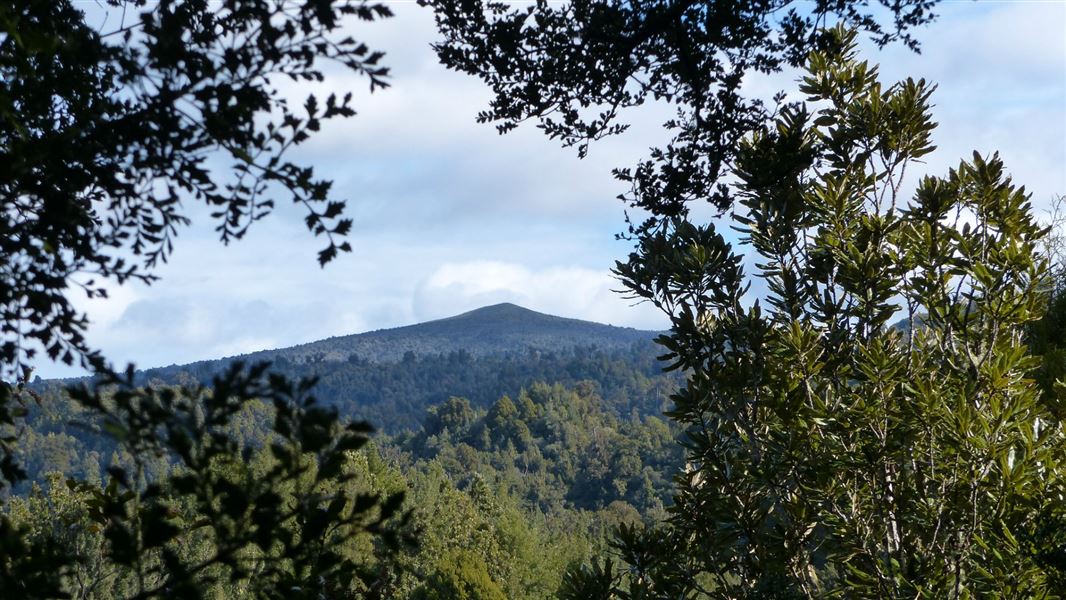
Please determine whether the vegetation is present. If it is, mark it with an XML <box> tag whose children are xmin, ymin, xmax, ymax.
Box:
<box><xmin>9</xmin><ymin>297</ymin><xmax>683</xmax><ymax>599</ymax></box>
<box><xmin>391</xmin><ymin>382</ymin><xmax>685</xmax><ymax>599</ymax></box>
<box><xmin>6</xmin><ymin>378</ymin><xmax>685</xmax><ymax>599</ymax></box>
<box><xmin>411</xmin><ymin>550</ymin><xmax>507</xmax><ymax>600</ymax></box>
<box><xmin>566</xmin><ymin>27</ymin><xmax>1066</xmax><ymax>598</ymax></box>
<box><xmin>2</xmin><ymin>0</ymin><xmax>390</xmax><ymax>380</ymax></box>
<box><xmin>425</xmin><ymin>0</ymin><xmax>938</xmax><ymax>215</ymax></box>
<box><xmin>2</xmin><ymin>1</ymin><xmax>409</xmax><ymax>596</ymax></box>
<box><xmin>402</xmin><ymin>382</ymin><xmax>682</xmax><ymax>515</ymax></box>
<box><xmin>140</xmin><ymin>348</ymin><xmax>677</xmax><ymax>435</ymax></box>
<box><xmin>427</xmin><ymin>1</ymin><xmax>1065</xmax><ymax>594</ymax></box>
<box><xmin>10</xmin><ymin>0</ymin><xmax>1066</xmax><ymax>598</ymax></box>
<box><xmin>154</xmin><ymin>302</ymin><xmax>659</xmax><ymax>367</ymax></box>
<box><xmin>4</xmin><ymin>364</ymin><xmax>415</xmax><ymax>599</ymax></box>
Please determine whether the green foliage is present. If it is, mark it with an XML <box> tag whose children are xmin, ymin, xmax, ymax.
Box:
<box><xmin>586</xmin><ymin>27</ymin><xmax>1066</xmax><ymax>598</ymax></box>
<box><xmin>8</xmin><ymin>1</ymin><xmax>999</xmax><ymax>597</ymax></box>
<box><xmin>2</xmin><ymin>0</ymin><xmax>390</xmax><ymax>380</ymax></box>
<box><xmin>394</xmin><ymin>470</ymin><xmax>554</xmax><ymax>599</ymax></box>
<box><xmin>1027</xmin><ymin>252</ymin><xmax>1066</xmax><ymax>420</ymax></box>
<box><xmin>17</xmin><ymin>346</ymin><xmax>680</xmax><ymax>487</ymax></box>
<box><xmin>1</xmin><ymin>3</ymin><xmax>414</xmax><ymax>596</ymax></box>
<box><xmin>137</xmin><ymin>341</ymin><xmax>679</xmax><ymax>433</ymax></box>
<box><xmin>6</xmin><ymin>378</ymin><xmax>680</xmax><ymax>599</ymax></box>
<box><xmin>425</xmin><ymin>0</ymin><xmax>937</xmax><ymax>214</ymax></box>
<box><xmin>128</xmin><ymin>303</ymin><xmax>676</xmax><ymax>433</ymax></box>
<box><xmin>412</xmin><ymin>550</ymin><xmax>507</xmax><ymax>600</ymax></box>
<box><xmin>402</xmin><ymin>382</ymin><xmax>683</xmax><ymax>516</ymax></box>
<box><xmin>205</xmin><ymin>302</ymin><xmax>658</xmax><ymax>366</ymax></box>
<box><xmin>5</xmin><ymin>474</ymin><xmax>131</xmax><ymax>598</ymax></box>
<box><xmin>558</xmin><ymin>557</ymin><xmax>619</xmax><ymax>600</ymax></box>
<box><xmin>3</xmin><ymin>363</ymin><xmax>414</xmax><ymax>598</ymax></box>
<box><xmin>374</xmin><ymin>383</ymin><xmax>686</xmax><ymax>599</ymax></box>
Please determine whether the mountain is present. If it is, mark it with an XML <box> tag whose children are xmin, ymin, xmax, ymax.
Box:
<box><xmin>21</xmin><ymin>302</ymin><xmax>679</xmax><ymax>512</ymax></box>
<box><xmin>125</xmin><ymin>303</ymin><xmax>675</xmax><ymax>432</ymax></box>
<box><xmin>145</xmin><ymin>302</ymin><xmax>660</xmax><ymax>375</ymax></box>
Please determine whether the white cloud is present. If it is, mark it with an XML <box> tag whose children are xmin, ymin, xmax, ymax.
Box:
<box><xmin>66</xmin><ymin>278</ymin><xmax>140</xmax><ymax>332</ymax></box>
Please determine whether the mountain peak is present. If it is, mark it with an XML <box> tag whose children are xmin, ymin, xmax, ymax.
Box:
<box><xmin>135</xmin><ymin>303</ymin><xmax>659</xmax><ymax>379</ymax></box>
<box><xmin>445</xmin><ymin>302</ymin><xmax>545</xmax><ymax>321</ymax></box>
<box><xmin>475</xmin><ymin>301</ymin><xmax>526</xmax><ymax>312</ymax></box>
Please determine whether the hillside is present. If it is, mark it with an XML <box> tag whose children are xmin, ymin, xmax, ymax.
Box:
<box><xmin>120</xmin><ymin>303</ymin><xmax>676</xmax><ymax>432</ymax></box>
<box><xmin>15</xmin><ymin>381</ymin><xmax>685</xmax><ymax>599</ymax></box>
<box><xmin>142</xmin><ymin>302</ymin><xmax>659</xmax><ymax>376</ymax></box>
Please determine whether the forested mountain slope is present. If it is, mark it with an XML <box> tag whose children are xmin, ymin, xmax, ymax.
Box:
<box><xmin>21</xmin><ymin>305</ymin><xmax>682</xmax><ymax>492</ymax></box>
<box><xmin>17</xmin><ymin>304</ymin><xmax>683</xmax><ymax>597</ymax></box>
<box><xmin>12</xmin><ymin>304</ymin><xmax>685</xmax><ymax>595</ymax></box>
<box><xmin>83</xmin><ymin>303</ymin><xmax>678</xmax><ymax>432</ymax></box>
<box><xmin>145</xmin><ymin>302</ymin><xmax>657</xmax><ymax>370</ymax></box>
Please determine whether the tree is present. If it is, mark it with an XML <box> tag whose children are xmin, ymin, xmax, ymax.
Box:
<box><xmin>600</xmin><ymin>27</ymin><xmax>1063</xmax><ymax>597</ymax></box>
<box><xmin>425</xmin><ymin>3</ymin><xmax>1066</xmax><ymax>593</ymax></box>
<box><xmin>423</xmin><ymin>0</ymin><xmax>938</xmax><ymax>217</ymax></box>
<box><xmin>412</xmin><ymin>550</ymin><xmax>507</xmax><ymax>600</ymax></box>
<box><xmin>3</xmin><ymin>363</ymin><xmax>414</xmax><ymax>599</ymax></box>
<box><xmin>1</xmin><ymin>1</ymin><xmax>415</xmax><ymax>596</ymax></box>
<box><xmin>1028</xmin><ymin>195</ymin><xmax>1066</xmax><ymax>414</ymax></box>
<box><xmin>2</xmin><ymin>0</ymin><xmax>390</xmax><ymax>380</ymax></box>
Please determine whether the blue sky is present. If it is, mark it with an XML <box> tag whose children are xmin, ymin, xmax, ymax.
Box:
<box><xmin>39</xmin><ymin>0</ymin><xmax>1066</xmax><ymax>378</ymax></box>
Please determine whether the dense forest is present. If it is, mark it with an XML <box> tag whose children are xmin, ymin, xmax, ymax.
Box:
<box><xmin>140</xmin><ymin>343</ymin><xmax>678</xmax><ymax>434</ymax></box>
<box><xmin>44</xmin><ymin>304</ymin><xmax>675</xmax><ymax>433</ymax></box>
<box><xmin>301</xmin><ymin>346</ymin><xmax>676</xmax><ymax>433</ymax></box>
<box><xmin>9</xmin><ymin>371</ymin><xmax>684</xmax><ymax>597</ymax></box>
<box><xmin>11</xmin><ymin>281</ymin><xmax>1065</xmax><ymax>596</ymax></box>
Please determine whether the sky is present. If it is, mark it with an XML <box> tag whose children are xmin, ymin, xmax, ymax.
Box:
<box><xmin>39</xmin><ymin>0</ymin><xmax>1066</xmax><ymax>378</ymax></box>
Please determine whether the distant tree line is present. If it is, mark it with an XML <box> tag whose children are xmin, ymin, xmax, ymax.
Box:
<box><xmin>136</xmin><ymin>343</ymin><xmax>681</xmax><ymax>433</ymax></box>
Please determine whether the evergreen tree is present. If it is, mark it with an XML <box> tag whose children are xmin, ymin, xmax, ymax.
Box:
<box><xmin>571</xmin><ymin>26</ymin><xmax>1066</xmax><ymax>597</ymax></box>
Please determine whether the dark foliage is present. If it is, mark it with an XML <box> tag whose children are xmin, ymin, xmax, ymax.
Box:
<box><xmin>137</xmin><ymin>342</ymin><xmax>677</xmax><ymax>433</ymax></box>
<box><xmin>18</xmin><ymin>348</ymin><xmax>682</xmax><ymax>494</ymax></box>
<box><xmin>7</xmin><ymin>377</ymin><xmax>685</xmax><ymax>599</ymax></box>
<box><xmin>138</xmin><ymin>302</ymin><xmax>657</xmax><ymax>372</ymax></box>
<box><xmin>2</xmin><ymin>0</ymin><xmax>390</xmax><ymax>381</ymax></box>
<box><xmin>588</xmin><ymin>28</ymin><xmax>1066</xmax><ymax>597</ymax></box>
<box><xmin>3</xmin><ymin>363</ymin><xmax>414</xmax><ymax>598</ymax></box>
<box><xmin>1</xmin><ymin>1</ymin><xmax>418</xmax><ymax>596</ymax></box>
<box><xmin>410</xmin><ymin>550</ymin><xmax>507</xmax><ymax>600</ymax></box>
<box><xmin>1027</xmin><ymin>269</ymin><xmax>1066</xmax><ymax>420</ymax></box>
<box><xmin>422</xmin><ymin>0</ymin><xmax>938</xmax><ymax>218</ymax></box>
<box><xmin>401</xmin><ymin>382</ymin><xmax>684</xmax><ymax>514</ymax></box>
